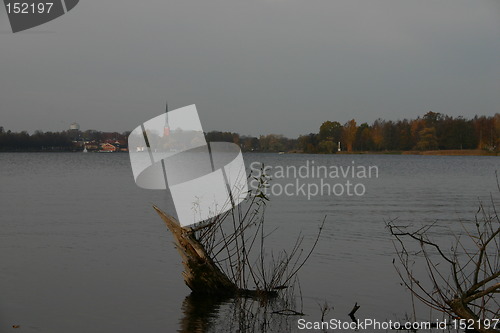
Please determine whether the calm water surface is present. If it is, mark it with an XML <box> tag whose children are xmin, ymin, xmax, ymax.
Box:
<box><xmin>1</xmin><ymin>153</ymin><xmax>498</xmax><ymax>332</ymax></box>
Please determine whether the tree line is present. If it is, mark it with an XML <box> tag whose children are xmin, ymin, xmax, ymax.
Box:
<box><xmin>1</xmin><ymin>111</ymin><xmax>499</xmax><ymax>152</ymax></box>
<box><xmin>210</xmin><ymin>111</ymin><xmax>499</xmax><ymax>153</ymax></box>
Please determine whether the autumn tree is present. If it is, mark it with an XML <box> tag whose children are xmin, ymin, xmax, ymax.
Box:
<box><xmin>317</xmin><ymin>140</ymin><xmax>336</xmax><ymax>154</ymax></box>
<box><xmin>415</xmin><ymin>127</ymin><xmax>438</xmax><ymax>150</ymax></box>
<box><xmin>317</xmin><ymin>121</ymin><xmax>341</xmax><ymax>153</ymax></box>
<box><xmin>371</xmin><ymin>119</ymin><xmax>385</xmax><ymax>150</ymax></box>
<box><xmin>319</xmin><ymin>121</ymin><xmax>342</xmax><ymax>142</ymax></box>
<box><xmin>240</xmin><ymin>136</ymin><xmax>260</xmax><ymax>152</ymax></box>
<box><xmin>259</xmin><ymin>134</ymin><xmax>287</xmax><ymax>152</ymax></box>
<box><xmin>297</xmin><ymin>133</ymin><xmax>318</xmax><ymax>154</ymax></box>
<box><xmin>342</xmin><ymin>119</ymin><xmax>357</xmax><ymax>152</ymax></box>
<box><xmin>354</xmin><ymin>123</ymin><xmax>373</xmax><ymax>151</ymax></box>
<box><xmin>494</xmin><ymin>114</ymin><xmax>500</xmax><ymax>149</ymax></box>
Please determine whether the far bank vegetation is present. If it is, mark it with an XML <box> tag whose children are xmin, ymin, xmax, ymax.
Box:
<box><xmin>2</xmin><ymin>112</ymin><xmax>500</xmax><ymax>154</ymax></box>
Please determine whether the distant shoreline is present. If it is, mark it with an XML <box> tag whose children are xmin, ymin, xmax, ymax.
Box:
<box><xmin>1</xmin><ymin>149</ymin><xmax>498</xmax><ymax>156</ymax></box>
<box><xmin>0</xmin><ymin>150</ymin><xmax>128</xmax><ymax>153</ymax></box>
<box><xmin>274</xmin><ymin>149</ymin><xmax>499</xmax><ymax>156</ymax></box>
<box><xmin>338</xmin><ymin>149</ymin><xmax>499</xmax><ymax>156</ymax></box>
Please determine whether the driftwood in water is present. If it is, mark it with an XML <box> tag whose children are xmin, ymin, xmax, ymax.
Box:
<box><xmin>153</xmin><ymin>205</ymin><xmax>281</xmax><ymax>298</ymax></box>
<box><xmin>153</xmin><ymin>205</ymin><xmax>238</xmax><ymax>295</ymax></box>
<box><xmin>153</xmin><ymin>168</ymin><xmax>326</xmax><ymax>300</ymax></box>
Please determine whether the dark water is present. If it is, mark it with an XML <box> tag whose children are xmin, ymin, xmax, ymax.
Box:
<box><xmin>1</xmin><ymin>153</ymin><xmax>498</xmax><ymax>332</ymax></box>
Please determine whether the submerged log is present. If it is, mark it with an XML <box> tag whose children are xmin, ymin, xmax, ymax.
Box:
<box><xmin>153</xmin><ymin>205</ymin><xmax>238</xmax><ymax>295</ymax></box>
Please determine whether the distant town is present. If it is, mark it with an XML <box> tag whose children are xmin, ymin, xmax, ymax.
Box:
<box><xmin>0</xmin><ymin>111</ymin><xmax>499</xmax><ymax>155</ymax></box>
<box><xmin>0</xmin><ymin>122</ymin><xmax>129</xmax><ymax>153</ymax></box>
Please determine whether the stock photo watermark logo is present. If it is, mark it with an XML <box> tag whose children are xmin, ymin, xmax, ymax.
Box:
<box><xmin>128</xmin><ymin>104</ymin><xmax>248</xmax><ymax>228</ymax></box>
<box><xmin>3</xmin><ymin>0</ymin><xmax>79</xmax><ymax>33</ymax></box>
<box><xmin>249</xmin><ymin>160</ymin><xmax>378</xmax><ymax>200</ymax></box>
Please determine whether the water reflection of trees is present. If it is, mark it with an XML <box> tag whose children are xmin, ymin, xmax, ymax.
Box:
<box><xmin>179</xmin><ymin>294</ymin><xmax>296</xmax><ymax>333</ymax></box>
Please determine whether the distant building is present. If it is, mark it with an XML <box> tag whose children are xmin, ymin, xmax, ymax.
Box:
<box><xmin>69</xmin><ymin>122</ymin><xmax>80</xmax><ymax>131</ymax></box>
<box><xmin>100</xmin><ymin>143</ymin><xmax>117</xmax><ymax>152</ymax></box>
<box><xmin>69</xmin><ymin>122</ymin><xmax>81</xmax><ymax>141</ymax></box>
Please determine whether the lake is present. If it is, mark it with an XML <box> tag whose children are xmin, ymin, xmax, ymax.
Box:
<box><xmin>0</xmin><ymin>152</ymin><xmax>498</xmax><ymax>332</ymax></box>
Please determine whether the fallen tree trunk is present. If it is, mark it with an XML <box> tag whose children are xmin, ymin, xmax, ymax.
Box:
<box><xmin>154</xmin><ymin>199</ymin><xmax>310</xmax><ymax>299</ymax></box>
<box><xmin>153</xmin><ymin>205</ymin><xmax>238</xmax><ymax>295</ymax></box>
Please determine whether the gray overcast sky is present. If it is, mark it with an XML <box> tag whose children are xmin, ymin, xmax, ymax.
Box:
<box><xmin>1</xmin><ymin>0</ymin><xmax>499</xmax><ymax>137</ymax></box>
